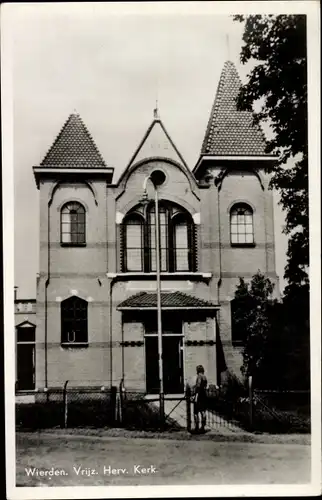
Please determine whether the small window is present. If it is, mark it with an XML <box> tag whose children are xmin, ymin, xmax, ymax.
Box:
<box><xmin>61</xmin><ymin>296</ymin><xmax>88</xmax><ymax>346</ymax></box>
<box><xmin>230</xmin><ymin>204</ymin><xmax>254</xmax><ymax>246</ymax></box>
<box><xmin>61</xmin><ymin>202</ymin><xmax>86</xmax><ymax>246</ymax></box>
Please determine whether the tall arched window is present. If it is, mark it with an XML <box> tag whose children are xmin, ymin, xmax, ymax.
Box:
<box><xmin>173</xmin><ymin>213</ymin><xmax>192</xmax><ymax>271</ymax></box>
<box><xmin>61</xmin><ymin>296</ymin><xmax>88</xmax><ymax>346</ymax></box>
<box><xmin>124</xmin><ymin>214</ymin><xmax>144</xmax><ymax>271</ymax></box>
<box><xmin>61</xmin><ymin>202</ymin><xmax>86</xmax><ymax>245</ymax></box>
<box><xmin>122</xmin><ymin>202</ymin><xmax>196</xmax><ymax>272</ymax></box>
<box><xmin>230</xmin><ymin>203</ymin><xmax>254</xmax><ymax>245</ymax></box>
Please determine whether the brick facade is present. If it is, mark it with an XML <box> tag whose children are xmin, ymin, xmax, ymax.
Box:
<box><xmin>16</xmin><ymin>61</ymin><xmax>279</xmax><ymax>394</ymax></box>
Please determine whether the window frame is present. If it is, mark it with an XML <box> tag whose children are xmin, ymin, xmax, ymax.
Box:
<box><xmin>60</xmin><ymin>201</ymin><xmax>86</xmax><ymax>247</ymax></box>
<box><xmin>61</xmin><ymin>296</ymin><xmax>88</xmax><ymax>347</ymax></box>
<box><xmin>230</xmin><ymin>203</ymin><xmax>255</xmax><ymax>247</ymax></box>
<box><xmin>122</xmin><ymin>202</ymin><xmax>196</xmax><ymax>273</ymax></box>
<box><xmin>123</xmin><ymin>213</ymin><xmax>145</xmax><ymax>272</ymax></box>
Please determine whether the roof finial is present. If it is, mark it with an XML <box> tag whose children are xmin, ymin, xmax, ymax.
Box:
<box><xmin>153</xmin><ymin>99</ymin><xmax>159</xmax><ymax>119</ymax></box>
<box><xmin>225</xmin><ymin>33</ymin><xmax>231</xmax><ymax>62</ymax></box>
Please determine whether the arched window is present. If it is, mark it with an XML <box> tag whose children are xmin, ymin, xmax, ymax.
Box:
<box><xmin>230</xmin><ymin>203</ymin><xmax>254</xmax><ymax>245</ymax></box>
<box><xmin>122</xmin><ymin>202</ymin><xmax>196</xmax><ymax>272</ymax></box>
<box><xmin>173</xmin><ymin>213</ymin><xmax>193</xmax><ymax>271</ymax></box>
<box><xmin>61</xmin><ymin>296</ymin><xmax>88</xmax><ymax>346</ymax></box>
<box><xmin>61</xmin><ymin>202</ymin><xmax>86</xmax><ymax>245</ymax></box>
<box><xmin>124</xmin><ymin>214</ymin><xmax>144</xmax><ymax>271</ymax></box>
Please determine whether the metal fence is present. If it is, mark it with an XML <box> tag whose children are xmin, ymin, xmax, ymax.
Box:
<box><xmin>204</xmin><ymin>382</ymin><xmax>310</xmax><ymax>434</ymax></box>
<box><xmin>252</xmin><ymin>389</ymin><xmax>310</xmax><ymax>433</ymax></box>
<box><xmin>118</xmin><ymin>381</ymin><xmax>184</xmax><ymax>431</ymax></box>
<box><xmin>16</xmin><ymin>381</ymin><xmax>310</xmax><ymax>434</ymax></box>
<box><xmin>16</xmin><ymin>384</ymin><xmax>116</xmax><ymax>430</ymax></box>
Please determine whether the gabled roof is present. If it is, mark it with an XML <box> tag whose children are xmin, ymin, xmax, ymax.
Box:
<box><xmin>201</xmin><ymin>61</ymin><xmax>268</xmax><ymax>156</ymax></box>
<box><xmin>127</xmin><ymin>117</ymin><xmax>188</xmax><ymax>170</ymax></box>
<box><xmin>117</xmin><ymin>291</ymin><xmax>219</xmax><ymax>310</ymax></box>
<box><xmin>40</xmin><ymin>113</ymin><xmax>108</xmax><ymax>169</ymax></box>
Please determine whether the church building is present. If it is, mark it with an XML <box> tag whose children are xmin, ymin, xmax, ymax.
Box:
<box><xmin>16</xmin><ymin>61</ymin><xmax>278</xmax><ymax>395</ymax></box>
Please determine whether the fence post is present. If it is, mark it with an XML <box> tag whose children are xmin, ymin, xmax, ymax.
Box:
<box><xmin>248</xmin><ymin>375</ymin><xmax>253</xmax><ymax>430</ymax></box>
<box><xmin>119</xmin><ymin>380</ymin><xmax>124</xmax><ymax>426</ymax></box>
<box><xmin>111</xmin><ymin>386</ymin><xmax>117</xmax><ymax>425</ymax></box>
<box><xmin>186</xmin><ymin>384</ymin><xmax>192</xmax><ymax>432</ymax></box>
<box><xmin>159</xmin><ymin>393</ymin><xmax>165</xmax><ymax>432</ymax></box>
<box><xmin>63</xmin><ymin>380</ymin><xmax>69</xmax><ymax>429</ymax></box>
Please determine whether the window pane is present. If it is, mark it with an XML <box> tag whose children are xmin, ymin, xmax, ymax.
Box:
<box><xmin>230</xmin><ymin>215</ymin><xmax>238</xmax><ymax>225</ymax></box>
<box><xmin>245</xmin><ymin>214</ymin><xmax>252</xmax><ymax>223</ymax></box>
<box><xmin>62</xmin><ymin>232</ymin><xmax>71</xmax><ymax>243</ymax></box>
<box><xmin>150</xmin><ymin>249</ymin><xmax>156</xmax><ymax>271</ymax></box>
<box><xmin>126</xmin><ymin>224</ymin><xmax>142</xmax><ymax>248</ymax></box>
<box><xmin>176</xmin><ymin>249</ymin><xmax>189</xmax><ymax>270</ymax></box>
<box><xmin>238</xmin><ymin>233</ymin><xmax>246</xmax><ymax>243</ymax></box>
<box><xmin>245</xmin><ymin>233</ymin><xmax>254</xmax><ymax>243</ymax></box>
<box><xmin>127</xmin><ymin>249</ymin><xmax>143</xmax><ymax>271</ymax></box>
<box><xmin>77</xmin><ymin>233</ymin><xmax>86</xmax><ymax>244</ymax></box>
<box><xmin>61</xmin><ymin>213</ymin><xmax>70</xmax><ymax>223</ymax></box>
<box><xmin>160</xmin><ymin>249</ymin><xmax>167</xmax><ymax>271</ymax></box>
<box><xmin>245</xmin><ymin>224</ymin><xmax>253</xmax><ymax>234</ymax></box>
<box><xmin>175</xmin><ymin>222</ymin><xmax>189</xmax><ymax>270</ymax></box>
<box><xmin>231</xmin><ymin>233</ymin><xmax>238</xmax><ymax>244</ymax></box>
<box><xmin>175</xmin><ymin>223</ymin><xmax>188</xmax><ymax>249</ymax></box>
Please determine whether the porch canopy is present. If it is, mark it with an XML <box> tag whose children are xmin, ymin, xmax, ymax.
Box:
<box><xmin>117</xmin><ymin>291</ymin><xmax>219</xmax><ymax>311</ymax></box>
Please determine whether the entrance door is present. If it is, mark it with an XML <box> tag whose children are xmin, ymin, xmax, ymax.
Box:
<box><xmin>17</xmin><ymin>344</ymin><xmax>35</xmax><ymax>390</ymax></box>
<box><xmin>145</xmin><ymin>336</ymin><xmax>184</xmax><ymax>394</ymax></box>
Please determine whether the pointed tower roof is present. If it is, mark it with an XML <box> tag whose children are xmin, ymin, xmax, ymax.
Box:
<box><xmin>40</xmin><ymin>113</ymin><xmax>107</xmax><ymax>168</ymax></box>
<box><xmin>126</xmin><ymin>117</ymin><xmax>188</xmax><ymax>170</ymax></box>
<box><xmin>201</xmin><ymin>61</ymin><xmax>268</xmax><ymax>156</ymax></box>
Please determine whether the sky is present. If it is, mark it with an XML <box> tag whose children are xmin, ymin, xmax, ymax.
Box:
<box><xmin>9</xmin><ymin>3</ymin><xmax>288</xmax><ymax>299</ymax></box>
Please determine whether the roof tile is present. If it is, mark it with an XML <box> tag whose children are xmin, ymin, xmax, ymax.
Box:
<box><xmin>117</xmin><ymin>291</ymin><xmax>218</xmax><ymax>309</ymax></box>
<box><xmin>40</xmin><ymin>113</ymin><xmax>107</xmax><ymax>168</ymax></box>
<box><xmin>201</xmin><ymin>61</ymin><xmax>268</xmax><ymax>156</ymax></box>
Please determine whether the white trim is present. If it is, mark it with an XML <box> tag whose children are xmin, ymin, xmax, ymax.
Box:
<box><xmin>107</xmin><ymin>271</ymin><xmax>212</xmax><ymax>279</ymax></box>
<box><xmin>192</xmin><ymin>212</ymin><xmax>201</xmax><ymax>225</ymax></box>
<box><xmin>115</xmin><ymin>211</ymin><xmax>125</xmax><ymax>224</ymax></box>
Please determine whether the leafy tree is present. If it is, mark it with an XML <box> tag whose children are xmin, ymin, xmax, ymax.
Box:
<box><xmin>233</xmin><ymin>272</ymin><xmax>310</xmax><ymax>389</ymax></box>
<box><xmin>233</xmin><ymin>272</ymin><xmax>276</xmax><ymax>384</ymax></box>
<box><xmin>233</xmin><ymin>15</ymin><xmax>308</xmax><ymax>293</ymax></box>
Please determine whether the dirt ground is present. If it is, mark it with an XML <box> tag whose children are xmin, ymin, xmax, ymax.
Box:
<box><xmin>16</xmin><ymin>431</ymin><xmax>310</xmax><ymax>487</ymax></box>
